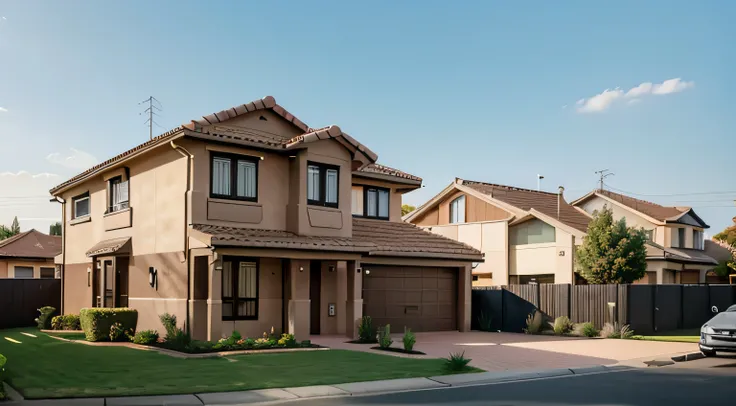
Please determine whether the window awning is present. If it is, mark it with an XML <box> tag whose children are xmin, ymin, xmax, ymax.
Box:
<box><xmin>86</xmin><ymin>237</ymin><xmax>131</xmax><ymax>257</ymax></box>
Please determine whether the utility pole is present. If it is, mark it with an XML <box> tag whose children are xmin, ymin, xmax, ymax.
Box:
<box><xmin>139</xmin><ymin>96</ymin><xmax>162</xmax><ymax>140</ymax></box>
<box><xmin>594</xmin><ymin>169</ymin><xmax>614</xmax><ymax>191</ymax></box>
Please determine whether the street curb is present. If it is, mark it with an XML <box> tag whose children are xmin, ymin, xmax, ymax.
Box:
<box><xmin>3</xmin><ymin>382</ymin><xmax>24</xmax><ymax>402</ymax></box>
<box><xmin>671</xmin><ymin>352</ymin><xmax>705</xmax><ymax>362</ymax></box>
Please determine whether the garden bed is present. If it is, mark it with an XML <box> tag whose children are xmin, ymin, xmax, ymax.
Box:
<box><xmin>370</xmin><ymin>346</ymin><xmax>425</xmax><ymax>355</ymax></box>
<box><xmin>346</xmin><ymin>339</ymin><xmax>377</xmax><ymax>344</ymax></box>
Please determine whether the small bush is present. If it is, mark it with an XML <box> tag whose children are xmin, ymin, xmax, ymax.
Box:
<box><xmin>379</xmin><ymin>324</ymin><xmax>393</xmax><ymax>349</ymax></box>
<box><xmin>277</xmin><ymin>333</ymin><xmax>297</xmax><ymax>347</ymax></box>
<box><xmin>358</xmin><ymin>316</ymin><xmax>376</xmax><ymax>343</ymax></box>
<box><xmin>231</xmin><ymin>330</ymin><xmax>242</xmax><ymax>341</ymax></box>
<box><xmin>300</xmin><ymin>340</ymin><xmax>312</xmax><ymax>348</ymax></box>
<box><xmin>132</xmin><ymin>330</ymin><xmax>159</xmax><ymax>345</ymax></box>
<box><xmin>51</xmin><ymin>315</ymin><xmax>63</xmax><ymax>330</ymax></box>
<box><xmin>0</xmin><ymin>353</ymin><xmax>6</xmax><ymax>400</ymax></box>
<box><xmin>62</xmin><ymin>314</ymin><xmax>81</xmax><ymax>330</ymax></box>
<box><xmin>159</xmin><ymin>313</ymin><xmax>179</xmax><ymax>340</ymax></box>
<box><xmin>158</xmin><ymin>313</ymin><xmax>191</xmax><ymax>350</ymax></box>
<box><xmin>601</xmin><ymin>322</ymin><xmax>634</xmax><ymax>339</ymax></box>
<box><xmin>580</xmin><ymin>322</ymin><xmax>599</xmax><ymax>338</ymax></box>
<box><xmin>35</xmin><ymin>306</ymin><xmax>56</xmax><ymax>330</ymax></box>
<box><xmin>79</xmin><ymin>307</ymin><xmax>138</xmax><ymax>342</ymax></box>
<box><xmin>478</xmin><ymin>311</ymin><xmax>493</xmax><ymax>332</ymax></box>
<box><xmin>619</xmin><ymin>324</ymin><xmax>634</xmax><ymax>339</ymax></box>
<box><xmin>553</xmin><ymin>316</ymin><xmax>574</xmax><ymax>335</ymax></box>
<box><xmin>402</xmin><ymin>329</ymin><xmax>416</xmax><ymax>352</ymax></box>
<box><xmin>445</xmin><ymin>351</ymin><xmax>471</xmax><ymax>372</ymax></box>
<box><xmin>524</xmin><ymin>310</ymin><xmax>543</xmax><ymax>334</ymax></box>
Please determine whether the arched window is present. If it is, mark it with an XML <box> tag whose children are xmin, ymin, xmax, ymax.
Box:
<box><xmin>449</xmin><ymin>195</ymin><xmax>466</xmax><ymax>224</ymax></box>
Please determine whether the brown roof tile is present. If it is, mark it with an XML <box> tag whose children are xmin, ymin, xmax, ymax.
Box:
<box><xmin>461</xmin><ymin>179</ymin><xmax>591</xmax><ymax>233</ymax></box>
<box><xmin>597</xmin><ymin>190</ymin><xmax>688</xmax><ymax>222</ymax></box>
<box><xmin>0</xmin><ymin>229</ymin><xmax>61</xmax><ymax>259</ymax></box>
<box><xmin>356</xmin><ymin>163</ymin><xmax>422</xmax><ymax>182</ymax></box>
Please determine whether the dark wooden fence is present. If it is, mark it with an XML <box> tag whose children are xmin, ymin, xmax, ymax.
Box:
<box><xmin>472</xmin><ymin>283</ymin><xmax>736</xmax><ymax>335</ymax></box>
<box><xmin>0</xmin><ymin>279</ymin><xmax>61</xmax><ymax>329</ymax></box>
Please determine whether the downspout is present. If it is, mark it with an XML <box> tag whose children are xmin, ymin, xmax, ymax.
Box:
<box><xmin>170</xmin><ymin>141</ymin><xmax>194</xmax><ymax>335</ymax></box>
<box><xmin>51</xmin><ymin>196</ymin><xmax>66</xmax><ymax>313</ymax></box>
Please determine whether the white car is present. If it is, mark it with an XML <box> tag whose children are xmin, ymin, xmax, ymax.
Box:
<box><xmin>700</xmin><ymin>304</ymin><xmax>736</xmax><ymax>357</ymax></box>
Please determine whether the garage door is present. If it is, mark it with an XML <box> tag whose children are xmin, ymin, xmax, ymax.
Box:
<box><xmin>363</xmin><ymin>265</ymin><xmax>457</xmax><ymax>332</ymax></box>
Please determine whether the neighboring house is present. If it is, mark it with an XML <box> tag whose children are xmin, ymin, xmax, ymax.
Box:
<box><xmin>0</xmin><ymin>229</ymin><xmax>61</xmax><ymax>279</ymax></box>
<box><xmin>404</xmin><ymin>179</ymin><xmax>590</xmax><ymax>286</ymax></box>
<box><xmin>571</xmin><ymin>189</ymin><xmax>717</xmax><ymax>284</ymax></box>
<box><xmin>50</xmin><ymin>96</ymin><xmax>481</xmax><ymax>341</ymax></box>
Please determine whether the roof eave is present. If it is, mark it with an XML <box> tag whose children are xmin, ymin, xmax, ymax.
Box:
<box><xmin>352</xmin><ymin>171</ymin><xmax>422</xmax><ymax>187</ymax></box>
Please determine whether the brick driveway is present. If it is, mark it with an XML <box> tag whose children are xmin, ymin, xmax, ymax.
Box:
<box><xmin>312</xmin><ymin>332</ymin><xmax>698</xmax><ymax>372</ymax></box>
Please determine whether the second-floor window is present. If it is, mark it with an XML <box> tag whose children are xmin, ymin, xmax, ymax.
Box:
<box><xmin>73</xmin><ymin>192</ymin><xmax>90</xmax><ymax>219</ymax></box>
<box><xmin>644</xmin><ymin>229</ymin><xmax>654</xmax><ymax>241</ymax></box>
<box><xmin>678</xmin><ymin>227</ymin><xmax>686</xmax><ymax>248</ymax></box>
<box><xmin>108</xmin><ymin>176</ymin><xmax>129</xmax><ymax>213</ymax></box>
<box><xmin>693</xmin><ymin>229</ymin><xmax>703</xmax><ymax>250</ymax></box>
<box><xmin>352</xmin><ymin>185</ymin><xmax>389</xmax><ymax>219</ymax></box>
<box><xmin>449</xmin><ymin>195</ymin><xmax>466</xmax><ymax>223</ymax></box>
<box><xmin>307</xmin><ymin>162</ymin><xmax>339</xmax><ymax>208</ymax></box>
<box><xmin>211</xmin><ymin>153</ymin><xmax>258</xmax><ymax>202</ymax></box>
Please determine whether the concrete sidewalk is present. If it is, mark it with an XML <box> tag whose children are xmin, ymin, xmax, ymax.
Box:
<box><xmin>3</xmin><ymin>365</ymin><xmax>627</xmax><ymax>406</ymax></box>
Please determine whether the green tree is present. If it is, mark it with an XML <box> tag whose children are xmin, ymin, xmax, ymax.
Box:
<box><xmin>0</xmin><ymin>225</ymin><xmax>12</xmax><ymax>240</ymax></box>
<box><xmin>10</xmin><ymin>216</ymin><xmax>20</xmax><ymax>235</ymax></box>
<box><xmin>49</xmin><ymin>222</ymin><xmax>62</xmax><ymax>236</ymax></box>
<box><xmin>401</xmin><ymin>204</ymin><xmax>416</xmax><ymax>216</ymax></box>
<box><xmin>576</xmin><ymin>205</ymin><xmax>648</xmax><ymax>284</ymax></box>
<box><xmin>714</xmin><ymin>217</ymin><xmax>736</xmax><ymax>247</ymax></box>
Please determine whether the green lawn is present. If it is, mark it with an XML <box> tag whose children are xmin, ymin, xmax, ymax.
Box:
<box><xmin>46</xmin><ymin>331</ymin><xmax>87</xmax><ymax>341</ymax></box>
<box><xmin>632</xmin><ymin>329</ymin><xmax>701</xmax><ymax>343</ymax></box>
<box><xmin>0</xmin><ymin>328</ymin><xmax>474</xmax><ymax>399</ymax></box>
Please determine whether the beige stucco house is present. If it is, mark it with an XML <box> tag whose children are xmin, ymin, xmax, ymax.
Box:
<box><xmin>50</xmin><ymin>96</ymin><xmax>481</xmax><ymax>341</ymax></box>
<box><xmin>404</xmin><ymin>179</ymin><xmax>590</xmax><ymax>286</ymax></box>
<box><xmin>0</xmin><ymin>229</ymin><xmax>61</xmax><ymax>279</ymax></box>
<box><xmin>571</xmin><ymin>189</ymin><xmax>717</xmax><ymax>284</ymax></box>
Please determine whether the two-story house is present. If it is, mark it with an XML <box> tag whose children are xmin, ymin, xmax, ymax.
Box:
<box><xmin>50</xmin><ymin>96</ymin><xmax>481</xmax><ymax>341</ymax></box>
<box><xmin>404</xmin><ymin>179</ymin><xmax>591</xmax><ymax>286</ymax></box>
<box><xmin>571</xmin><ymin>189</ymin><xmax>717</xmax><ymax>284</ymax></box>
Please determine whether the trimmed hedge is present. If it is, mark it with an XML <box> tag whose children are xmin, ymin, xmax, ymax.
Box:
<box><xmin>80</xmin><ymin>308</ymin><xmax>138</xmax><ymax>342</ymax></box>
<box><xmin>0</xmin><ymin>353</ymin><xmax>6</xmax><ymax>400</ymax></box>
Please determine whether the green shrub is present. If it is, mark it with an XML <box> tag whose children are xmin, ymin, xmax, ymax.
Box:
<box><xmin>159</xmin><ymin>313</ymin><xmax>178</xmax><ymax>340</ymax></box>
<box><xmin>524</xmin><ymin>310</ymin><xmax>543</xmax><ymax>334</ymax></box>
<box><xmin>601</xmin><ymin>322</ymin><xmax>634</xmax><ymax>339</ymax></box>
<box><xmin>379</xmin><ymin>324</ymin><xmax>393</xmax><ymax>349</ymax></box>
<box><xmin>553</xmin><ymin>316</ymin><xmax>574</xmax><ymax>335</ymax></box>
<box><xmin>231</xmin><ymin>330</ymin><xmax>242</xmax><ymax>341</ymax></box>
<box><xmin>277</xmin><ymin>333</ymin><xmax>297</xmax><ymax>347</ymax></box>
<box><xmin>132</xmin><ymin>330</ymin><xmax>159</xmax><ymax>345</ymax></box>
<box><xmin>79</xmin><ymin>307</ymin><xmax>138</xmax><ymax>342</ymax></box>
<box><xmin>62</xmin><ymin>314</ymin><xmax>81</xmax><ymax>330</ymax></box>
<box><xmin>358</xmin><ymin>316</ymin><xmax>376</xmax><ymax>343</ymax></box>
<box><xmin>402</xmin><ymin>329</ymin><xmax>416</xmax><ymax>352</ymax></box>
<box><xmin>445</xmin><ymin>351</ymin><xmax>471</xmax><ymax>372</ymax></box>
<box><xmin>51</xmin><ymin>315</ymin><xmax>63</xmax><ymax>330</ymax></box>
<box><xmin>35</xmin><ymin>306</ymin><xmax>56</xmax><ymax>329</ymax></box>
<box><xmin>300</xmin><ymin>340</ymin><xmax>312</xmax><ymax>348</ymax></box>
<box><xmin>109</xmin><ymin>322</ymin><xmax>125</xmax><ymax>341</ymax></box>
<box><xmin>0</xmin><ymin>353</ymin><xmax>5</xmax><ymax>400</ymax></box>
<box><xmin>158</xmin><ymin>313</ymin><xmax>191</xmax><ymax>350</ymax></box>
<box><xmin>580</xmin><ymin>322</ymin><xmax>599</xmax><ymax>338</ymax></box>
<box><xmin>478</xmin><ymin>311</ymin><xmax>493</xmax><ymax>332</ymax></box>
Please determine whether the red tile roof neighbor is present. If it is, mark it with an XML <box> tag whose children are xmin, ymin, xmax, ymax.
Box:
<box><xmin>597</xmin><ymin>190</ymin><xmax>690</xmax><ymax>222</ymax></box>
<box><xmin>0</xmin><ymin>229</ymin><xmax>61</xmax><ymax>259</ymax></box>
<box><xmin>193</xmin><ymin>219</ymin><xmax>482</xmax><ymax>260</ymax></box>
<box><xmin>460</xmin><ymin>179</ymin><xmax>591</xmax><ymax>233</ymax></box>
<box><xmin>356</xmin><ymin>163</ymin><xmax>422</xmax><ymax>182</ymax></box>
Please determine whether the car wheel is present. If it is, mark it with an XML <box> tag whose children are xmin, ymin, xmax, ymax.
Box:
<box><xmin>702</xmin><ymin>349</ymin><xmax>716</xmax><ymax>357</ymax></box>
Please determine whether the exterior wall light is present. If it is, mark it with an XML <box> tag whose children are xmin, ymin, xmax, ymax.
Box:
<box><xmin>149</xmin><ymin>267</ymin><xmax>158</xmax><ymax>290</ymax></box>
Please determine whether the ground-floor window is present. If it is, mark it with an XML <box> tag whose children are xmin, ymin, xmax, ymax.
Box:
<box><xmin>222</xmin><ymin>257</ymin><xmax>258</xmax><ymax>320</ymax></box>
<box><xmin>519</xmin><ymin>274</ymin><xmax>555</xmax><ymax>284</ymax></box>
<box><xmin>40</xmin><ymin>267</ymin><xmax>55</xmax><ymax>279</ymax></box>
<box><xmin>13</xmin><ymin>266</ymin><xmax>33</xmax><ymax>279</ymax></box>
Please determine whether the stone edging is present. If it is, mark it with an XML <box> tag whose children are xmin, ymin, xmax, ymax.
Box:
<box><xmin>40</xmin><ymin>329</ymin><xmax>84</xmax><ymax>334</ymax></box>
<box><xmin>45</xmin><ymin>334</ymin><xmax>329</xmax><ymax>359</ymax></box>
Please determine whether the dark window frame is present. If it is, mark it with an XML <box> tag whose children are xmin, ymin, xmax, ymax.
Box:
<box><xmin>306</xmin><ymin>161</ymin><xmax>340</xmax><ymax>208</ymax></box>
<box><xmin>221</xmin><ymin>256</ymin><xmax>260</xmax><ymax>321</ymax></box>
<box><xmin>107</xmin><ymin>176</ymin><xmax>130</xmax><ymax>214</ymax></box>
<box><xmin>39</xmin><ymin>267</ymin><xmax>56</xmax><ymax>279</ymax></box>
<box><xmin>352</xmin><ymin>184</ymin><xmax>391</xmax><ymax>220</ymax></box>
<box><xmin>678</xmin><ymin>227</ymin><xmax>686</xmax><ymax>248</ymax></box>
<box><xmin>209</xmin><ymin>152</ymin><xmax>260</xmax><ymax>202</ymax></box>
<box><xmin>72</xmin><ymin>192</ymin><xmax>91</xmax><ymax>219</ymax></box>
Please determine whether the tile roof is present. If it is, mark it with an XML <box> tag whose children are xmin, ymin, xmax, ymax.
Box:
<box><xmin>355</xmin><ymin>163</ymin><xmax>422</xmax><ymax>182</ymax></box>
<box><xmin>51</xmin><ymin>96</ymin><xmax>380</xmax><ymax>194</ymax></box>
<box><xmin>596</xmin><ymin>190</ymin><xmax>689</xmax><ymax>222</ymax></box>
<box><xmin>645</xmin><ymin>242</ymin><xmax>718</xmax><ymax>265</ymax></box>
<box><xmin>192</xmin><ymin>219</ymin><xmax>482</xmax><ymax>260</ymax></box>
<box><xmin>0</xmin><ymin>229</ymin><xmax>61</xmax><ymax>259</ymax></box>
<box><xmin>460</xmin><ymin>179</ymin><xmax>591</xmax><ymax>232</ymax></box>
<box><xmin>352</xmin><ymin>218</ymin><xmax>482</xmax><ymax>259</ymax></box>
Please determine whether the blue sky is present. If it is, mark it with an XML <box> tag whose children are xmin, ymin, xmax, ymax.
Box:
<box><xmin>0</xmin><ymin>0</ymin><xmax>734</xmax><ymax>233</ymax></box>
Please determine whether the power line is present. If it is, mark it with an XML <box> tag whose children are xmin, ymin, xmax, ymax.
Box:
<box><xmin>605</xmin><ymin>183</ymin><xmax>736</xmax><ymax>198</ymax></box>
<box><xmin>139</xmin><ymin>96</ymin><xmax>162</xmax><ymax>140</ymax></box>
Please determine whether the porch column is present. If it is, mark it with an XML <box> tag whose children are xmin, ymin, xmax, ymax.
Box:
<box><xmin>207</xmin><ymin>255</ymin><xmax>223</xmax><ymax>341</ymax></box>
<box><xmin>457</xmin><ymin>263</ymin><xmax>472</xmax><ymax>332</ymax></box>
<box><xmin>345</xmin><ymin>260</ymin><xmax>362</xmax><ymax>339</ymax></box>
<box><xmin>287</xmin><ymin>259</ymin><xmax>310</xmax><ymax>341</ymax></box>
<box><xmin>336</xmin><ymin>261</ymin><xmax>347</xmax><ymax>335</ymax></box>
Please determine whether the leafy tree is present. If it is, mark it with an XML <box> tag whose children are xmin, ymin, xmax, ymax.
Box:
<box><xmin>576</xmin><ymin>205</ymin><xmax>648</xmax><ymax>284</ymax></box>
<box><xmin>0</xmin><ymin>225</ymin><xmax>13</xmax><ymax>240</ymax></box>
<box><xmin>10</xmin><ymin>216</ymin><xmax>20</xmax><ymax>235</ymax></box>
<box><xmin>714</xmin><ymin>217</ymin><xmax>736</xmax><ymax>247</ymax></box>
<box><xmin>401</xmin><ymin>204</ymin><xmax>416</xmax><ymax>216</ymax></box>
<box><xmin>49</xmin><ymin>222</ymin><xmax>62</xmax><ymax>236</ymax></box>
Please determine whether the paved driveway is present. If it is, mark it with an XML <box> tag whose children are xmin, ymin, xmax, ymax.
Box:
<box><xmin>312</xmin><ymin>332</ymin><xmax>699</xmax><ymax>372</ymax></box>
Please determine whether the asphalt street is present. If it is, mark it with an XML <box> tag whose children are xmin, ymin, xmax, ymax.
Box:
<box><xmin>273</xmin><ymin>363</ymin><xmax>736</xmax><ymax>406</ymax></box>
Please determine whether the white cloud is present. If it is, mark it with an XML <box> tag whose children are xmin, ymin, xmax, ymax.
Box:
<box><xmin>0</xmin><ymin>171</ymin><xmax>62</xmax><ymax>232</ymax></box>
<box><xmin>576</xmin><ymin>88</ymin><xmax>623</xmax><ymax>113</ymax></box>
<box><xmin>576</xmin><ymin>77</ymin><xmax>694</xmax><ymax>113</ymax></box>
<box><xmin>46</xmin><ymin>147</ymin><xmax>98</xmax><ymax>170</ymax></box>
<box><xmin>0</xmin><ymin>107</ymin><xmax>7</xmax><ymax>112</ymax></box>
